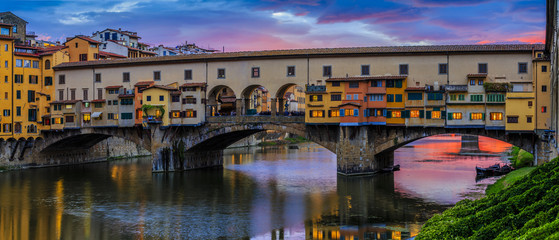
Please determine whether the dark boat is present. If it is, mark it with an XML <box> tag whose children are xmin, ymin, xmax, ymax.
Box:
<box><xmin>381</xmin><ymin>164</ymin><xmax>401</xmax><ymax>173</ymax></box>
<box><xmin>476</xmin><ymin>163</ymin><xmax>513</xmax><ymax>177</ymax></box>
<box><xmin>393</xmin><ymin>164</ymin><xmax>400</xmax><ymax>171</ymax></box>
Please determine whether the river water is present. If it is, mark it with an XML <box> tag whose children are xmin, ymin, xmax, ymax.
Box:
<box><xmin>0</xmin><ymin>134</ymin><xmax>511</xmax><ymax>239</ymax></box>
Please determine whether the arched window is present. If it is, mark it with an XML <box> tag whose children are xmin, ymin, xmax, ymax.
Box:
<box><xmin>45</xmin><ymin>60</ymin><xmax>51</xmax><ymax>70</ymax></box>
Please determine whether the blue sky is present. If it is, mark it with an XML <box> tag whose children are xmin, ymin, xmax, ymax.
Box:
<box><xmin>2</xmin><ymin>0</ymin><xmax>546</xmax><ymax>51</ymax></box>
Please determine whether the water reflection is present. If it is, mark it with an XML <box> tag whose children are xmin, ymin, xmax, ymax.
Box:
<box><xmin>0</xmin><ymin>135</ymin><xmax>511</xmax><ymax>239</ymax></box>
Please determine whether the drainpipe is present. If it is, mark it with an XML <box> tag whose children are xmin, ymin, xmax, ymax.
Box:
<box><xmin>205</xmin><ymin>61</ymin><xmax>208</xmax><ymax>122</ymax></box>
<box><xmin>11</xmin><ymin>40</ymin><xmax>14</xmax><ymax>138</ymax></box>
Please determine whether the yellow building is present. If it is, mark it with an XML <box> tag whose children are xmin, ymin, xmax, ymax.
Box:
<box><xmin>305</xmin><ymin>82</ymin><xmax>342</xmax><ymax>125</ymax></box>
<box><xmin>506</xmin><ymin>82</ymin><xmax>535</xmax><ymax>132</ymax></box>
<box><xmin>533</xmin><ymin>56</ymin><xmax>551</xmax><ymax>131</ymax></box>
<box><xmin>0</xmin><ymin>23</ymin><xmax>14</xmax><ymax>138</ymax></box>
<box><xmin>64</xmin><ymin>36</ymin><xmax>100</xmax><ymax>62</ymax></box>
<box><xmin>141</xmin><ymin>85</ymin><xmax>177</xmax><ymax>126</ymax></box>
<box><xmin>386</xmin><ymin>77</ymin><xmax>406</xmax><ymax>126</ymax></box>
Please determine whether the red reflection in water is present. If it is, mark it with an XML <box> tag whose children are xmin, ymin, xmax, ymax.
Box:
<box><xmin>394</xmin><ymin>134</ymin><xmax>512</xmax><ymax>205</ymax></box>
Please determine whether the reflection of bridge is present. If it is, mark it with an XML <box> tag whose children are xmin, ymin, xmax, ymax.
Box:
<box><xmin>9</xmin><ymin>115</ymin><xmax>548</xmax><ymax>175</ymax></box>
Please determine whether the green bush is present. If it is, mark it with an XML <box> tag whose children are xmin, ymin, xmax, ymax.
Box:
<box><xmin>416</xmin><ymin>158</ymin><xmax>559</xmax><ymax>239</ymax></box>
<box><xmin>513</xmin><ymin>150</ymin><xmax>534</xmax><ymax>168</ymax></box>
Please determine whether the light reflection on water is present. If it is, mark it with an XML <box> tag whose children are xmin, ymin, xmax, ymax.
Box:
<box><xmin>0</xmin><ymin>134</ymin><xmax>511</xmax><ymax>239</ymax></box>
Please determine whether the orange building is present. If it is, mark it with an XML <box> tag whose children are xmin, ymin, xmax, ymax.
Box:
<box><xmin>64</xmin><ymin>36</ymin><xmax>101</xmax><ymax>62</ymax></box>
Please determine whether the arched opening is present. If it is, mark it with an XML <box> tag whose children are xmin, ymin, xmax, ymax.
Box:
<box><xmin>275</xmin><ymin>83</ymin><xmax>305</xmax><ymax>116</ymax></box>
<box><xmin>208</xmin><ymin>85</ymin><xmax>237</xmax><ymax>116</ymax></box>
<box><xmin>241</xmin><ymin>85</ymin><xmax>271</xmax><ymax>115</ymax></box>
<box><xmin>44</xmin><ymin>59</ymin><xmax>51</xmax><ymax>70</ymax></box>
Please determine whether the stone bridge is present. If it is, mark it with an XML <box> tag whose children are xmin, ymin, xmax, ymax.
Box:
<box><xmin>1</xmin><ymin>116</ymin><xmax>549</xmax><ymax>175</ymax></box>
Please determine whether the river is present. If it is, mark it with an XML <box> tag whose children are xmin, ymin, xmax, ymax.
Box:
<box><xmin>0</xmin><ymin>134</ymin><xmax>511</xmax><ymax>239</ymax></box>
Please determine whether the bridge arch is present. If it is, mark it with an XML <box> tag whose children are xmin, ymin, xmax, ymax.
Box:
<box><xmin>208</xmin><ymin>85</ymin><xmax>237</xmax><ymax>116</ymax></box>
<box><xmin>240</xmin><ymin>85</ymin><xmax>271</xmax><ymax>114</ymax></box>
<box><xmin>275</xmin><ymin>83</ymin><xmax>305</xmax><ymax>115</ymax></box>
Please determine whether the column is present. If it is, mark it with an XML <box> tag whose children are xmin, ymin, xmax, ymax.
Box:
<box><xmin>278</xmin><ymin>98</ymin><xmax>285</xmax><ymax>116</ymax></box>
<box><xmin>235</xmin><ymin>99</ymin><xmax>243</xmax><ymax>116</ymax></box>
<box><xmin>271</xmin><ymin>98</ymin><xmax>277</xmax><ymax>116</ymax></box>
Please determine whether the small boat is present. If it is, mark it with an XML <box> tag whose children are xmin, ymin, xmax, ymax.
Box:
<box><xmin>476</xmin><ymin>163</ymin><xmax>513</xmax><ymax>177</ymax></box>
<box><xmin>393</xmin><ymin>164</ymin><xmax>400</xmax><ymax>171</ymax></box>
<box><xmin>381</xmin><ymin>164</ymin><xmax>401</xmax><ymax>173</ymax></box>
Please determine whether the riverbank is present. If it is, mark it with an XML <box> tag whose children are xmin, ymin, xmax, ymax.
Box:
<box><xmin>416</xmin><ymin>157</ymin><xmax>559</xmax><ymax>239</ymax></box>
<box><xmin>485</xmin><ymin>166</ymin><xmax>536</xmax><ymax>195</ymax></box>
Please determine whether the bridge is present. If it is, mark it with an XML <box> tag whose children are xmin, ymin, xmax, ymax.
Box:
<box><xmin>0</xmin><ymin>115</ymin><xmax>549</xmax><ymax>175</ymax></box>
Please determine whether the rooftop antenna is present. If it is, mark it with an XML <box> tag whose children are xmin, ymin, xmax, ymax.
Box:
<box><xmin>223</xmin><ymin>46</ymin><xmax>225</xmax><ymax>52</ymax></box>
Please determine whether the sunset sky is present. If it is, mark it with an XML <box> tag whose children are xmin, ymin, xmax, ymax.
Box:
<box><xmin>2</xmin><ymin>0</ymin><xmax>546</xmax><ymax>51</ymax></box>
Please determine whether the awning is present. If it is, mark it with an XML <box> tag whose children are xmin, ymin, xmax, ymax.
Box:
<box><xmin>91</xmin><ymin>112</ymin><xmax>102</xmax><ymax>118</ymax></box>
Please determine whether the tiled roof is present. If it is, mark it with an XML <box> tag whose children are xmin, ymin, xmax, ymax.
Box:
<box><xmin>180</xmin><ymin>83</ymin><xmax>206</xmax><ymax>87</ymax></box>
<box><xmin>38</xmin><ymin>46</ymin><xmax>68</xmax><ymax>56</ymax></box>
<box><xmin>339</xmin><ymin>102</ymin><xmax>361</xmax><ymax>107</ymax></box>
<box><xmin>143</xmin><ymin>85</ymin><xmax>177</xmax><ymax>91</ymax></box>
<box><xmin>326</xmin><ymin>75</ymin><xmax>407</xmax><ymax>82</ymax></box>
<box><xmin>134</xmin><ymin>81</ymin><xmax>154</xmax><ymax>86</ymax></box>
<box><xmin>467</xmin><ymin>73</ymin><xmax>488</xmax><ymax>78</ymax></box>
<box><xmin>118</xmin><ymin>94</ymin><xmax>134</xmax><ymax>98</ymax></box>
<box><xmin>50</xmin><ymin>100</ymin><xmax>80</xmax><ymax>104</ymax></box>
<box><xmin>105</xmin><ymin>85</ymin><xmax>123</xmax><ymax>89</ymax></box>
<box><xmin>405</xmin><ymin>87</ymin><xmax>426</xmax><ymax>91</ymax></box>
<box><xmin>0</xmin><ymin>35</ymin><xmax>15</xmax><ymax>40</ymax></box>
<box><xmin>14</xmin><ymin>52</ymin><xmax>39</xmax><ymax>57</ymax></box>
<box><xmin>91</xmin><ymin>99</ymin><xmax>106</xmax><ymax>103</ymax></box>
<box><xmin>99</xmin><ymin>51</ymin><xmax>127</xmax><ymax>58</ymax></box>
<box><xmin>0</xmin><ymin>22</ymin><xmax>13</xmax><ymax>27</ymax></box>
<box><xmin>67</xmin><ymin>36</ymin><xmax>101</xmax><ymax>44</ymax></box>
<box><xmin>54</xmin><ymin>44</ymin><xmax>545</xmax><ymax>70</ymax></box>
<box><xmin>106</xmin><ymin>28</ymin><xmax>140</xmax><ymax>39</ymax></box>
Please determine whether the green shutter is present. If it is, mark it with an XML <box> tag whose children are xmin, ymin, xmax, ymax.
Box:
<box><xmin>387</xmin><ymin>110</ymin><xmax>392</xmax><ymax>118</ymax></box>
<box><xmin>448</xmin><ymin>112</ymin><xmax>453</xmax><ymax>120</ymax></box>
<box><xmin>442</xmin><ymin>110</ymin><xmax>446</xmax><ymax>119</ymax></box>
<box><xmin>426</xmin><ymin>111</ymin><xmax>432</xmax><ymax>119</ymax></box>
<box><xmin>434</xmin><ymin>107</ymin><xmax>440</xmax><ymax>111</ymax></box>
<box><xmin>482</xmin><ymin>113</ymin><xmax>485</xmax><ymax>120</ymax></box>
<box><xmin>328</xmin><ymin>110</ymin><xmax>331</xmax><ymax>117</ymax></box>
<box><xmin>419</xmin><ymin>110</ymin><xmax>424</xmax><ymax>118</ymax></box>
<box><xmin>405</xmin><ymin>110</ymin><xmax>410</xmax><ymax>118</ymax></box>
<box><xmin>469</xmin><ymin>113</ymin><xmax>472</xmax><ymax>120</ymax></box>
<box><xmin>396</xmin><ymin>80</ymin><xmax>402</xmax><ymax>88</ymax></box>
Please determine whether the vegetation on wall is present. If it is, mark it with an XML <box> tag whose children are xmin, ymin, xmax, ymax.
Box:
<box><xmin>141</xmin><ymin>104</ymin><xmax>165</xmax><ymax>118</ymax></box>
<box><xmin>509</xmin><ymin>146</ymin><xmax>534</xmax><ymax>169</ymax></box>
<box><xmin>416</xmin><ymin>157</ymin><xmax>559</xmax><ymax>239</ymax></box>
<box><xmin>483</xmin><ymin>82</ymin><xmax>512</xmax><ymax>92</ymax></box>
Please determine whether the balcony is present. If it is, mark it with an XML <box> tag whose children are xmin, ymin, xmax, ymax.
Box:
<box><xmin>446</xmin><ymin>85</ymin><xmax>468</xmax><ymax>92</ymax></box>
<box><xmin>144</xmin><ymin>115</ymin><xmax>162</xmax><ymax>124</ymax></box>
<box><xmin>306</xmin><ymin>85</ymin><xmax>326</xmax><ymax>93</ymax></box>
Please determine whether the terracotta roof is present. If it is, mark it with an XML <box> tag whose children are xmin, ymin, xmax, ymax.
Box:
<box><xmin>91</xmin><ymin>99</ymin><xmax>106</xmax><ymax>103</ymax></box>
<box><xmin>118</xmin><ymin>94</ymin><xmax>134</xmax><ymax>98</ymax></box>
<box><xmin>50</xmin><ymin>100</ymin><xmax>80</xmax><ymax>104</ymax></box>
<box><xmin>135</xmin><ymin>81</ymin><xmax>154</xmax><ymax>86</ymax></box>
<box><xmin>54</xmin><ymin>44</ymin><xmax>545</xmax><ymax>70</ymax></box>
<box><xmin>105</xmin><ymin>28</ymin><xmax>141</xmax><ymax>39</ymax></box>
<box><xmin>143</xmin><ymin>85</ymin><xmax>177</xmax><ymax>91</ymax></box>
<box><xmin>15</xmin><ymin>45</ymin><xmax>39</xmax><ymax>50</ymax></box>
<box><xmin>467</xmin><ymin>73</ymin><xmax>488</xmax><ymax>78</ymax></box>
<box><xmin>326</xmin><ymin>75</ymin><xmax>407</xmax><ymax>82</ymax></box>
<box><xmin>105</xmin><ymin>85</ymin><xmax>123</xmax><ymax>89</ymax></box>
<box><xmin>38</xmin><ymin>46</ymin><xmax>68</xmax><ymax>56</ymax></box>
<box><xmin>405</xmin><ymin>87</ymin><xmax>426</xmax><ymax>91</ymax></box>
<box><xmin>0</xmin><ymin>23</ymin><xmax>13</xmax><ymax>27</ymax></box>
<box><xmin>14</xmin><ymin>52</ymin><xmax>39</xmax><ymax>57</ymax></box>
<box><xmin>0</xmin><ymin>35</ymin><xmax>14</xmax><ymax>40</ymax></box>
<box><xmin>140</xmin><ymin>50</ymin><xmax>156</xmax><ymax>55</ymax></box>
<box><xmin>180</xmin><ymin>83</ymin><xmax>206</xmax><ymax>87</ymax></box>
<box><xmin>99</xmin><ymin>51</ymin><xmax>127</xmax><ymax>58</ymax></box>
<box><xmin>67</xmin><ymin>36</ymin><xmax>101</xmax><ymax>44</ymax></box>
<box><xmin>339</xmin><ymin>102</ymin><xmax>362</xmax><ymax>107</ymax></box>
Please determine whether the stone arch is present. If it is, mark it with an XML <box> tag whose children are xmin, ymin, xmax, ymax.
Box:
<box><xmin>240</xmin><ymin>85</ymin><xmax>271</xmax><ymax>115</ymax></box>
<box><xmin>208</xmin><ymin>85</ymin><xmax>237</xmax><ymax>116</ymax></box>
<box><xmin>275</xmin><ymin>83</ymin><xmax>306</xmax><ymax>115</ymax></box>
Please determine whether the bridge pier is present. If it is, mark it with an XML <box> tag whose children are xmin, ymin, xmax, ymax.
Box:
<box><xmin>271</xmin><ymin>98</ymin><xmax>277</xmax><ymax>116</ymax></box>
<box><xmin>337</xmin><ymin>126</ymin><xmax>378</xmax><ymax>175</ymax></box>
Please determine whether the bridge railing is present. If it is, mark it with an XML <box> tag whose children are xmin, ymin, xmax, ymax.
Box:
<box><xmin>206</xmin><ymin>115</ymin><xmax>305</xmax><ymax>123</ymax></box>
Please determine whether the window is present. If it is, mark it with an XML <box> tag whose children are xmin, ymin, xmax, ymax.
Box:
<box><xmin>16</xmin><ymin>90</ymin><xmax>20</xmax><ymax>99</ymax></box>
<box><xmin>0</xmin><ymin>27</ymin><xmax>8</xmax><ymax>35</ymax></box>
<box><xmin>121</xmin><ymin>113</ymin><xmax>133</xmax><ymax>119</ymax></box>
<box><xmin>542</xmin><ymin>106</ymin><xmax>547</xmax><ymax>113</ymax></box>
<box><xmin>58</xmin><ymin>89</ymin><xmax>64</xmax><ymax>101</ymax></box>
<box><xmin>330</xmin><ymin>110</ymin><xmax>340</xmax><ymax>117</ymax></box>
<box><xmin>32</xmin><ymin>61</ymin><xmax>39</xmax><ymax>68</ymax></box>
<box><xmin>183</xmin><ymin>69</ymin><xmax>193</xmax><ymax>80</ymax></box>
<box><xmin>65</xmin><ymin>115</ymin><xmax>74</xmax><ymax>123</ymax></box>
<box><xmin>3</xmin><ymin>44</ymin><xmax>7</xmax><ymax>51</ymax></box>
<box><xmin>518</xmin><ymin>62</ymin><xmax>528</xmax><ymax>73</ymax></box>
<box><xmin>93</xmin><ymin>73</ymin><xmax>101</xmax><ymax>83</ymax></box>
<box><xmin>410</xmin><ymin>110</ymin><xmax>420</xmax><ymax>118</ymax></box>
<box><xmin>478</xmin><ymin>63</ymin><xmax>488</xmax><ymax>74</ymax></box>
<box><xmin>392</xmin><ymin>111</ymin><xmax>401</xmax><ymax>118</ymax></box>
<box><xmin>45</xmin><ymin>60</ymin><xmax>51</xmax><ymax>69</ymax></box>
<box><xmin>65</xmin><ymin>104</ymin><xmax>73</xmax><ymax>109</ymax></box>
<box><xmin>14</xmin><ymin>74</ymin><xmax>22</xmax><ymax>83</ymax></box>
<box><xmin>395</xmin><ymin>80</ymin><xmax>403</xmax><ymax>88</ymax></box>
<box><xmin>83</xmin><ymin>89</ymin><xmax>88</xmax><ymax>101</ymax></box>
<box><xmin>311</xmin><ymin>95</ymin><xmax>323</xmax><ymax>102</ymax></box>
<box><xmin>470</xmin><ymin>79</ymin><xmax>476</xmax><ymax>86</ymax></box>
<box><xmin>386</xmin><ymin>80</ymin><xmax>394</xmax><ymax>88</ymax></box>
<box><xmin>331</xmin><ymin>94</ymin><xmax>341</xmax><ymax>101</ymax></box>
<box><xmin>94</xmin><ymin>103</ymin><xmax>102</xmax><ymax>108</ymax></box>
<box><xmin>470</xmin><ymin>95</ymin><xmax>483</xmax><ymax>102</ymax></box>
<box><xmin>370</xmin><ymin>94</ymin><xmax>383</xmax><ymax>101</ymax></box>
<box><xmin>353</xmin><ymin>94</ymin><xmax>358</xmax><ymax>100</ymax></box>
<box><xmin>387</xmin><ymin>94</ymin><xmax>394</xmax><ymax>102</ymax></box>
<box><xmin>5</xmin><ymin>61</ymin><xmax>8</xmax><ymax>68</ymax></box>
<box><xmin>507</xmin><ymin>116</ymin><xmax>519</xmax><ymax>123</ymax></box>
<box><xmin>427</xmin><ymin>93</ymin><xmax>443</xmax><ymax>100</ymax></box>
<box><xmin>542</xmin><ymin>85</ymin><xmax>547</xmax><ymax>92</ymax></box>
<box><xmin>450</xmin><ymin>94</ymin><xmax>457</xmax><ymax>101</ymax></box>
<box><xmin>542</xmin><ymin>65</ymin><xmax>548</xmax><ymax>72</ymax></box>
<box><xmin>147</xmin><ymin>96</ymin><xmax>151</xmax><ymax>101</ymax></box>
<box><xmin>29</xmin><ymin>75</ymin><xmax>38</xmax><ymax>84</ymax></box>
<box><xmin>93</xmin><ymin>53</ymin><xmax>98</xmax><ymax>59</ymax></box>
<box><xmin>395</xmin><ymin>94</ymin><xmax>402</xmax><ymax>102</ymax></box>
<box><xmin>12</xmin><ymin>26</ymin><xmax>16</xmax><ymax>33</ymax></box>
<box><xmin>349</xmin><ymin>82</ymin><xmax>359</xmax><ymax>88</ymax></box>
<box><xmin>371</xmin><ymin>80</ymin><xmax>382</xmax><ymax>87</ymax></box>
<box><xmin>452</xmin><ymin>112</ymin><xmax>462</xmax><ymax>120</ymax></box>
<box><xmin>361</xmin><ymin>65</ymin><xmax>370</xmax><ymax>75</ymax></box>
<box><xmin>120</xmin><ymin>99</ymin><xmax>133</xmax><ymax>105</ymax></box>
<box><xmin>331</xmin><ymin>81</ymin><xmax>340</xmax><ymax>87</ymax></box>
<box><xmin>79</xmin><ymin>54</ymin><xmax>87</xmax><ymax>61</ymax></box>
<box><xmin>528</xmin><ymin>101</ymin><xmax>533</xmax><ymax>107</ymax></box>
<box><xmin>159</xmin><ymin>95</ymin><xmax>164</xmax><ymax>101</ymax></box>
<box><xmin>323</xmin><ymin>66</ymin><xmax>332</xmax><ymax>77</ymax></box>
<box><xmin>470</xmin><ymin>113</ymin><xmax>483</xmax><ymax>120</ymax></box>
<box><xmin>185</xmin><ymin>110</ymin><xmax>197</xmax><ymax>118</ymax></box>
<box><xmin>16</xmin><ymin>107</ymin><xmax>21</xmax><ymax>116</ymax></box>
<box><xmin>28</xmin><ymin>91</ymin><xmax>35</xmax><ymax>102</ymax></box>
<box><xmin>344</xmin><ymin>109</ymin><xmax>354</xmax><ymax>116</ymax></box>
<box><xmin>154</xmin><ymin>71</ymin><xmax>161</xmax><ymax>81</ymax></box>
<box><xmin>459</xmin><ymin>94</ymin><xmax>465</xmax><ymax>101</ymax></box>
<box><xmin>185</xmin><ymin>98</ymin><xmax>196</xmax><ymax>104</ymax></box>
<box><xmin>287</xmin><ymin>66</ymin><xmax>295</xmax><ymax>76</ymax></box>
<box><xmin>3</xmin><ymin>109</ymin><xmax>10</xmax><ymax>116</ymax></box>
<box><xmin>408</xmin><ymin>93</ymin><xmax>423</xmax><ymax>100</ymax></box>
<box><xmin>490</xmin><ymin>112</ymin><xmax>503</xmax><ymax>121</ymax></box>
<box><xmin>310</xmin><ymin>110</ymin><xmax>324</xmax><ymax>118</ymax></box>
<box><xmin>439</xmin><ymin>63</ymin><xmax>448</xmax><ymax>74</ymax></box>
<box><xmin>399</xmin><ymin>64</ymin><xmax>408</xmax><ymax>75</ymax></box>
<box><xmin>432</xmin><ymin>111</ymin><xmax>441</xmax><ymax>119</ymax></box>
<box><xmin>487</xmin><ymin>94</ymin><xmax>505</xmax><ymax>102</ymax></box>
<box><xmin>478</xmin><ymin>80</ymin><xmax>483</xmax><ymax>85</ymax></box>
<box><xmin>346</xmin><ymin>94</ymin><xmax>352</xmax><ymax>100</ymax></box>
<box><xmin>217</xmin><ymin>68</ymin><xmax>225</xmax><ymax>79</ymax></box>
<box><xmin>527</xmin><ymin>116</ymin><xmax>532</xmax><ymax>123</ymax></box>
<box><xmin>250</xmin><ymin>67</ymin><xmax>260</xmax><ymax>78</ymax></box>
<box><xmin>123</xmin><ymin>72</ymin><xmax>130</xmax><ymax>82</ymax></box>
<box><xmin>59</xmin><ymin>75</ymin><xmax>65</xmax><ymax>84</ymax></box>
<box><xmin>45</xmin><ymin>77</ymin><xmax>53</xmax><ymax>86</ymax></box>
<box><xmin>171</xmin><ymin>95</ymin><xmax>180</xmax><ymax>102</ymax></box>
<box><xmin>2</xmin><ymin>123</ymin><xmax>11</xmax><ymax>133</ymax></box>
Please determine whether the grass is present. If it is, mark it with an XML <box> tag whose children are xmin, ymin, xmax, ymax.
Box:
<box><xmin>485</xmin><ymin>167</ymin><xmax>536</xmax><ymax>195</ymax></box>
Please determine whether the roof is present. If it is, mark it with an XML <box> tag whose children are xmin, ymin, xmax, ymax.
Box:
<box><xmin>105</xmin><ymin>85</ymin><xmax>123</xmax><ymax>89</ymax></box>
<box><xmin>53</xmin><ymin>44</ymin><xmax>545</xmax><ymax>70</ymax></box>
<box><xmin>467</xmin><ymin>73</ymin><xmax>488</xmax><ymax>78</ymax></box>
<box><xmin>105</xmin><ymin>28</ymin><xmax>141</xmax><ymax>39</ymax></box>
<box><xmin>38</xmin><ymin>46</ymin><xmax>68</xmax><ymax>56</ymax></box>
<box><xmin>118</xmin><ymin>94</ymin><xmax>134</xmax><ymax>98</ymax></box>
<box><xmin>0</xmin><ymin>12</ymin><xmax>28</xmax><ymax>23</ymax></box>
<box><xmin>339</xmin><ymin>102</ymin><xmax>362</xmax><ymax>107</ymax></box>
<box><xmin>14</xmin><ymin>52</ymin><xmax>39</xmax><ymax>57</ymax></box>
<box><xmin>66</xmin><ymin>36</ymin><xmax>101</xmax><ymax>44</ymax></box>
<box><xmin>50</xmin><ymin>100</ymin><xmax>80</xmax><ymax>104</ymax></box>
<box><xmin>0</xmin><ymin>23</ymin><xmax>13</xmax><ymax>27</ymax></box>
<box><xmin>99</xmin><ymin>51</ymin><xmax>127</xmax><ymax>58</ymax></box>
<box><xmin>142</xmin><ymin>85</ymin><xmax>177</xmax><ymax>91</ymax></box>
<box><xmin>135</xmin><ymin>81</ymin><xmax>154</xmax><ymax>86</ymax></box>
<box><xmin>0</xmin><ymin>35</ymin><xmax>14</xmax><ymax>40</ymax></box>
<box><xmin>91</xmin><ymin>99</ymin><xmax>106</xmax><ymax>103</ymax></box>
<box><xmin>181</xmin><ymin>83</ymin><xmax>206</xmax><ymax>87</ymax></box>
<box><xmin>326</xmin><ymin>75</ymin><xmax>407</xmax><ymax>82</ymax></box>
<box><xmin>405</xmin><ymin>87</ymin><xmax>426</xmax><ymax>91</ymax></box>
